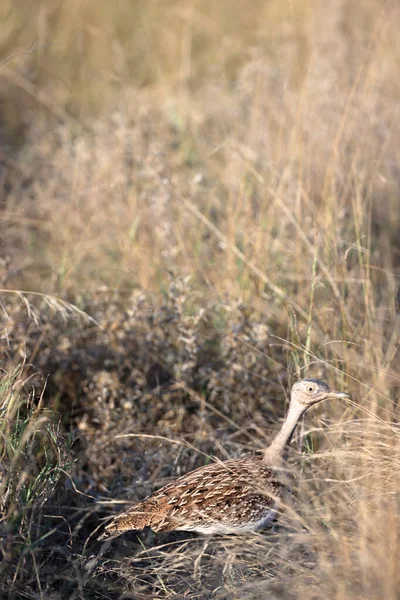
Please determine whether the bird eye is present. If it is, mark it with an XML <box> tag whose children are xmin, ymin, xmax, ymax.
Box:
<box><xmin>306</xmin><ymin>385</ymin><xmax>315</xmax><ymax>393</ymax></box>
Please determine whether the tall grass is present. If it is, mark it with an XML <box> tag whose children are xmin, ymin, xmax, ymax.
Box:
<box><xmin>0</xmin><ymin>364</ymin><xmax>73</xmax><ymax>596</ymax></box>
<box><xmin>0</xmin><ymin>0</ymin><xmax>399</xmax><ymax>598</ymax></box>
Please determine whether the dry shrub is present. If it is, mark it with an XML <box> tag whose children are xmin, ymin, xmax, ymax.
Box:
<box><xmin>0</xmin><ymin>277</ymin><xmax>398</xmax><ymax>598</ymax></box>
<box><xmin>1</xmin><ymin>279</ymin><xmax>285</xmax><ymax>490</ymax></box>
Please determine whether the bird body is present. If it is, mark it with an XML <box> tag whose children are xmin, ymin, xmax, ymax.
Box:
<box><xmin>98</xmin><ymin>379</ymin><xmax>349</xmax><ymax>540</ymax></box>
<box><xmin>101</xmin><ymin>454</ymin><xmax>283</xmax><ymax>538</ymax></box>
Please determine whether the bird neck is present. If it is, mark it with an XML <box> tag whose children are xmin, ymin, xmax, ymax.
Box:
<box><xmin>263</xmin><ymin>400</ymin><xmax>306</xmax><ymax>466</ymax></box>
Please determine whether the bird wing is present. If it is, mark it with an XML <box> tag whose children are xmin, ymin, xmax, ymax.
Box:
<box><xmin>99</xmin><ymin>456</ymin><xmax>284</xmax><ymax>539</ymax></box>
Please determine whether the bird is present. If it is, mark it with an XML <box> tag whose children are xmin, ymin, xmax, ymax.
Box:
<box><xmin>98</xmin><ymin>379</ymin><xmax>349</xmax><ymax>540</ymax></box>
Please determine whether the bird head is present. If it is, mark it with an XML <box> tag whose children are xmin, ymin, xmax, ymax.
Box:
<box><xmin>290</xmin><ymin>378</ymin><xmax>350</xmax><ymax>409</ymax></box>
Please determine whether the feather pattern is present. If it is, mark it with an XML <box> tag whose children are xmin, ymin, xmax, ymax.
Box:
<box><xmin>99</xmin><ymin>455</ymin><xmax>283</xmax><ymax>538</ymax></box>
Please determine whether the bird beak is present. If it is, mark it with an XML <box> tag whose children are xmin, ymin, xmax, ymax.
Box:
<box><xmin>328</xmin><ymin>390</ymin><xmax>350</xmax><ymax>400</ymax></box>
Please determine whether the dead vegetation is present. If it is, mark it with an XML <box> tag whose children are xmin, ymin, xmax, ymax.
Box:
<box><xmin>0</xmin><ymin>1</ymin><xmax>400</xmax><ymax>598</ymax></box>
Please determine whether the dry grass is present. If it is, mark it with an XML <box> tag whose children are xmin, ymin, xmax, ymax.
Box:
<box><xmin>0</xmin><ymin>1</ymin><xmax>400</xmax><ymax>598</ymax></box>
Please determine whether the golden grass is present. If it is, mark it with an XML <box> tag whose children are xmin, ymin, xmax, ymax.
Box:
<box><xmin>0</xmin><ymin>1</ymin><xmax>400</xmax><ymax>598</ymax></box>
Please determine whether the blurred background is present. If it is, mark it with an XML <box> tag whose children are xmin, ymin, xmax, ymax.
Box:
<box><xmin>1</xmin><ymin>0</ymin><xmax>399</xmax><ymax>301</ymax></box>
<box><xmin>1</xmin><ymin>1</ymin><xmax>400</xmax><ymax>599</ymax></box>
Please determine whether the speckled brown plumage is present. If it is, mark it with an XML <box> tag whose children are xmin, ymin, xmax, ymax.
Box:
<box><xmin>98</xmin><ymin>379</ymin><xmax>349</xmax><ymax>540</ymax></box>
<box><xmin>99</xmin><ymin>455</ymin><xmax>284</xmax><ymax>538</ymax></box>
